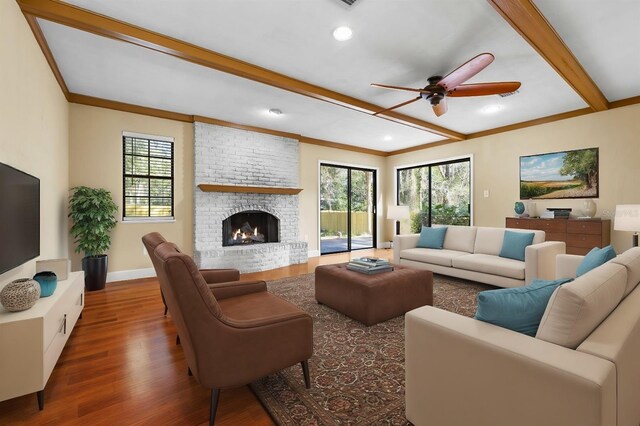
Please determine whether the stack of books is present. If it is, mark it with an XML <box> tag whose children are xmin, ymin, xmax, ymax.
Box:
<box><xmin>540</xmin><ymin>208</ymin><xmax>572</xmax><ymax>219</ymax></box>
<box><xmin>347</xmin><ymin>257</ymin><xmax>393</xmax><ymax>275</ymax></box>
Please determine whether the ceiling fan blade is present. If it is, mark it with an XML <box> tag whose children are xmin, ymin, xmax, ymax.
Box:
<box><xmin>432</xmin><ymin>98</ymin><xmax>448</xmax><ymax>117</ymax></box>
<box><xmin>371</xmin><ymin>83</ymin><xmax>430</xmax><ymax>94</ymax></box>
<box><xmin>373</xmin><ymin>96</ymin><xmax>421</xmax><ymax>116</ymax></box>
<box><xmin>448</xmin><ymin>82</ymin><xmax>521</xmax><ymax>97</ymax></box>
<box><xmin>438</xmin><ymin>53</ymin><xmax>495</xmax><ymax>91</ymax></box>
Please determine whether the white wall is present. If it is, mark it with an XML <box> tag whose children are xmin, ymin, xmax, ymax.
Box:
<box><xmin>385</xmin><ymin>104</ymin><xmax>640</xmax><ymax>253</ymax></box>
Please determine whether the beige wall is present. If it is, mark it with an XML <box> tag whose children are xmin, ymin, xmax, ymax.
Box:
<box><xmin>299</xmin><ymin>144</ymin><xmax>387</xmax><ymax>253</ymax></box>
<box><xmin>68</xmin><ymin>104</ymin><xmax>193</xmax><ymax>273</ymax></box>
<box><xmin>385</xmin><ymin>104</ymin><xmax>640</xmax><ymax>252</ymax></box>
<box><xmin>0</xmin><ymin>1</ymin><xmax>69</xmax><ymax>286</ymax></box>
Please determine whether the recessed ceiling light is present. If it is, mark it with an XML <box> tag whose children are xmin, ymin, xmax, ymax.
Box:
<box><xmin>383</xmin><ymin>135</ymin><xmax>392</xmax><ymax>141</ymax></box>
<box><xmin>480</xmin><ymin>104</ymin><xmax>504</xmax><ymax>114</ymax></box>
<box><xmin>268</xmin><ymin>108</ymin><xmax>283</xmax><ymax>117</ymax></box>
<box><xmin>333</xmin><ymin>26</ymin><xmax>353</xmax><ymax>41</ymax></box>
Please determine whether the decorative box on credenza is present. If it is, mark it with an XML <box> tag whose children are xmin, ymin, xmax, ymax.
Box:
<box><xmin>0</xmin><ymin>271</ymin><xmax>84</xmax><ymax>410</ymax></box>
<box><xmin>506</xmin><ymin>217</ymin><xmax>611</xmax><ymax>255</ymax></box>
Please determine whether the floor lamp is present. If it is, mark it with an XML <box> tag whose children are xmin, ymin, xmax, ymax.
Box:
<box><xmin>614</xmin><ymin>205</ymin><xmax>640</xmax><ymax>247</ymax></box>
<box><xmin>387</xmin><ymin>205</ymin><xmax>410</xmax><ymax>248</ymax></box>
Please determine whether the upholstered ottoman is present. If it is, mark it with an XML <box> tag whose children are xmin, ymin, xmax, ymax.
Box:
<box><xmin>315</xmin><ymin>263</ymin><xmax>433</xmax><ymax>326</ymax></box>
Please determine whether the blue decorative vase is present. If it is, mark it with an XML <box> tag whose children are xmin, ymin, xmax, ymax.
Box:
<box><xmin>514</xmin><ymin>202</ymin><xmax>525</xmax><ymax>216</ymax></box>
<box><xmin>33</xmin><ymin>271</ymin><xmax>57</xmax><ymax>297</ymax></box>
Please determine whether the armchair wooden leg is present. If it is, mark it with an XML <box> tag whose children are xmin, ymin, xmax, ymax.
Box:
<box><xmin>301</xmin><ymin>360</ymin><xmax>311</xmax><ymax>389</ymax></box>
<box><xmin>36</xmin><ymin>390</ymin><xmax>44</xmax><ymax>410</ymax></box>
<box><xmin>176</xmin><ymin>334</ymin><xmax>180</xmax><ymax>345</ymax></box>
<box><xmin>209</xmin><ymin>388</ymin><xmax>220</xmax><ymax>425</ymax></box>
<box><xmin>188</xmin><ymin>367</ymin><xmax>192</xmax><ymax>376</ymax></box>
<box><xmin>161</xmin><ymin>290</ymin><xmax>168</xmax><ymax>316</ymax></box>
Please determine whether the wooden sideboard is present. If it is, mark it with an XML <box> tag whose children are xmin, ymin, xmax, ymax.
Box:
<box><xmin>506</xmin><ymin>217</ymin><xmax>611</xmax><ymax>255</ymax></box>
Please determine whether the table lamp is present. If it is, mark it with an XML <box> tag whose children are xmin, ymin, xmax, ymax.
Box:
<box><xmin>614</xmin><ymin>204</ymin><xmax>640</xmax><ymax>247</ymax></box>
<box><xmin>387</xmin><ymin>205</ymin><xmax>410</xmax><ymax>235</ymax></box>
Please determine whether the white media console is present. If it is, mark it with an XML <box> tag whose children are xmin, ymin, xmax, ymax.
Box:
<box><xmin>0</xmin><ymin>271</ymin><xmax>84</xmax><ymax>409</ymax></box>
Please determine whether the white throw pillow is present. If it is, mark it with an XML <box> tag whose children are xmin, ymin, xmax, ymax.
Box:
<box><xmin>536</xmin><ymin>263</ymin><xmax>627</xmax><ymax>349</ymax></box>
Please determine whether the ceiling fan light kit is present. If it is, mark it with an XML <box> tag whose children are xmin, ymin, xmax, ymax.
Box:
<box><xmin>372</xmin><ymin>53</ymin><xmax>521</xmax><ymax>117</ymax></box>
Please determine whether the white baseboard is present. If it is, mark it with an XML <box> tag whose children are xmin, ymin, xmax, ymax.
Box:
<box><xmin>107</xmin><ymin>267</ymin><xmax>156</xmax><ymax>283</ymax></box>
<box><xmin>307</xmin><ymin>250</ymin><xmax>320</xmax><ymax>258</ymax></box>
<box><xmin>378</xmin><ymin>241</ymin><xmax>392</xmax><ymax>249</ymax></box>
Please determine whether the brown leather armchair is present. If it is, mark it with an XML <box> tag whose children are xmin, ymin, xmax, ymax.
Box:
<box><xmin>151</xmin><ymin>239</ymin><xmax>313</xmax><ymax>425</ymax></box>
<box><xmin>142</xmin><ymin>232</ymin><xmax>240</xmax><ymax>315</ymax></box>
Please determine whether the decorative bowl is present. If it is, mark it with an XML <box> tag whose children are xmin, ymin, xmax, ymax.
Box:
<box><xmin>0</xmin><ymin>278</ymin><xmax>41</xmax><ymax>312</ymax></box>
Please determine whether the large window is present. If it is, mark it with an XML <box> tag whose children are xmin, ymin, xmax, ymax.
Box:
<box><xmin>320</xmin><ymin>164</ymin><xmax>377</xmax><ymax>254</ymax></box>
<box><xmin>123</xmin><ymin>132</ymin><xmax>174</xmax><ymax>221</ymax></box>
<box><xmin>397</xmin><ymin>158</ymin><xmax>471</xmax><ymax>233</ymax></box>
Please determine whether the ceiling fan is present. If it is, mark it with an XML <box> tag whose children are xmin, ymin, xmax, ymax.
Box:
<box><xmin>371</xmin><ymin>53</ymin><xmax>521</xmax><ymax>117</ymax></box>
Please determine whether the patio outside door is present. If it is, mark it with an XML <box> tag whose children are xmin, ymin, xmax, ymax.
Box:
<box><xmin>320</xmin><ymin>164</ymin><xmax>376</xmax><ymax>254</ymax></box>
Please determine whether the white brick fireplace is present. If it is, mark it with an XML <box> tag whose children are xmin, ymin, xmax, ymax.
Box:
<box><xmin>193</xmin><ymin>122</ymin><xmax>308</xmax><ymax>273</ymax></box>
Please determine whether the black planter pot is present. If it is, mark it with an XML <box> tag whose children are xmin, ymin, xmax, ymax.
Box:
<box><xmin>82</xmin><ymin>255</ymin><xmax>108</xmax><ymax>291</ymax></box>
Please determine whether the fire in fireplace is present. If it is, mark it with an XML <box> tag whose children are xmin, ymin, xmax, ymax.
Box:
<box><xmin>222</xmin><ymin>210</ymin><xmax>279</xmax><ymax>247</ymax></box>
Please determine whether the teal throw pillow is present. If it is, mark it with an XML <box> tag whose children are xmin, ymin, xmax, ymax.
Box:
<box><xmin>576</xmin><ymin>245</ymin><xmax>617</xmax><ymax>277</ymax></box>
<box><xmin>475</xmin><ymin>278</ymin><xmax>573</xmax><ymax>336</ymax></box>
<box><xmin>416</xmin><ymin>226</ymin><xmax>448</xmax><ymax>249</ymax></box>
<box><xmin>499</xmin><ymin>230</ymin><xmax>535</xmax><ymax>261</ymax></box>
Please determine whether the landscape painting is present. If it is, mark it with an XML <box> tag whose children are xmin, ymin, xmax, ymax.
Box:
<box><xmin>520</xmin><ymin>148</ymin><xmax>599</xmax><ymax>199</ymax></box>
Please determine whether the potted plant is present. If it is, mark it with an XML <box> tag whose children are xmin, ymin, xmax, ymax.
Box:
<box><xmin>69</xmin><ymin>186</ymin><xmax>118</xmax><ymax>291</ymax></box>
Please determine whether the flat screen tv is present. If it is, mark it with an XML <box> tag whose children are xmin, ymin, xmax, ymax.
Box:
<box><xmin>520</xmin><ymin>147</ymin><xmax>599</xmax><ymax>199</ymax></box>
<box><xmin>0</xmin><ymin>162</ymin><xmax>40</xmax><ymax>274</ymax></box>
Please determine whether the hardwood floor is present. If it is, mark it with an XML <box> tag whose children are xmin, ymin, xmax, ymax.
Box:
<box><xmin>0</xmin><ymin>248</ymin><xmax>391</xmax><ymax>425</ymax></box>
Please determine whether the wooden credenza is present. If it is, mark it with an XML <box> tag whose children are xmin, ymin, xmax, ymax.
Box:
<box><xmin>506</xmin><ymin>217</ymin><xmax>611</xmax><ymax>255</ymax></box>
<box><xmin>0</xmin><ymin>271</ymin><xmax>84</xmax><ymax>409</ymax></box>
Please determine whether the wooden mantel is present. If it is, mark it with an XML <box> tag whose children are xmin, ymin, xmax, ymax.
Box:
<box><xmin>197</xmin><ymin>184</ymin><xmax>303</xmax><ymax>195</ymax></box>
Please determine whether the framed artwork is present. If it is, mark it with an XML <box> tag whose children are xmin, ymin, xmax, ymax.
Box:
<box><xmin>520</xmin><ymin>147</ymin><xmax>599</xmax><ymax>199</ymax></box>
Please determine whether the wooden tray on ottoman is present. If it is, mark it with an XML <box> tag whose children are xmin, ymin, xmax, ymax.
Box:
<box><xmin>314</xmin><ymin>263</ymin><xmax>433</xmax><ymax>326</ymax></box>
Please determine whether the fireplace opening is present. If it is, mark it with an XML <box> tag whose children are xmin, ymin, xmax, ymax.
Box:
<box><xmin>222</xmin><ymin>210</ymin><xmax>280</xmax><ymax>247</ymax></box>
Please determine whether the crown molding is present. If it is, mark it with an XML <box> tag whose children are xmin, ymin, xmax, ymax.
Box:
<box><xmin>69</xmin><ymin>93</ymin><xmax>193</xmax><ymax>122</ymax></box>
<box><xmin>299</xmin><ymin>136</ymin><xmax>389</xmax><ymax>157</ymax></box>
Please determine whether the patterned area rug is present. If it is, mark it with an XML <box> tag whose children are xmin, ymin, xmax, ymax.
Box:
<box><xmin>251</xmin><ymin>273</ymin><xmax>494</xmax><ymax>425</ymax></box>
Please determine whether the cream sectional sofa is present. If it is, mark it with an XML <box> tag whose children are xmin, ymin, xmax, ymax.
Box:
<box><xmin>393</xmin><ymin>225</ymin><xmax>566</xmax><ymax>287</ymax></box>
<box><xmin>405</xmin><ymin>247</ymin><xmax>640</xmax><ymax>426</ymax></box>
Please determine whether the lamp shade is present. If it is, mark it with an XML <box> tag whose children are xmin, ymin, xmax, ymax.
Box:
<box><xmin>614</xmin><ymin>205</ymin><xmax>640</xmax><ymax>231</ymax></box>
<box><xmin>387</xmin><ymin>205</ymin><xmax>410</xmax><ymax>220</ymax></box>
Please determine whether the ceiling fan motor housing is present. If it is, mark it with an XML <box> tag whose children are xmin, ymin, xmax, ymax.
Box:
<box><xmin>421</xmin><ymin>77</ymin><xmax>446</xmax><ymax>105</ymax></box>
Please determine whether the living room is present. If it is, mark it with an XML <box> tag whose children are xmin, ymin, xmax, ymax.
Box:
<box><xmin>1</xmin><ymin>0</ymin><xmax>639</xmax><ymax>425</ymax></box>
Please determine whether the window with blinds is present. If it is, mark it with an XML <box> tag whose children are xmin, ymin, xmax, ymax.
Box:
<box><xmin>123</xmin><ymin>133</ymin><xmax>174</xmax><ymax>221</ymax></box>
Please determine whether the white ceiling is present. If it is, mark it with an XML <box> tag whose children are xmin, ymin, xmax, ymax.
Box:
<box><xmin>35</xmin><ymin>0</ymin><xmax>639</xmax><ymax>151</ymax></box>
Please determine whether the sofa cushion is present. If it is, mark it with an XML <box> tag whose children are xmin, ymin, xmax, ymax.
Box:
<box><xmin>611</xmin><ymin>247</ymin><xmax>640</xmax><ymax>296</ymax></box>
<box><xmin>417</xmin><ymin>226</ymin><xmax>448</xmax><ymax>249</ymax></box>
<box><xmin>536</xmin><ymin>262</ymin><xmax>627</xmax><ymax>349</ymax></box>
<box><xmin>442</xmin><ymin>225</ymin><xmax>477</xmax><ymax>253</ymax></box>
<box><xmin>576</xmin><ymin>245</ymin><xmax>616</xmax><ymax>277</ymax></box>
<box><xmin>475</xmin><ymin>278</ymin><xmax>573</xmax><ymax>336</ymax></box>
<box><xmin>452</xmin><ymin>254</ymin><xmax>525</xmax><ymax>280</ymax></box>
<box><xmin>400</xmin><ymin>248</ymin><xmax>469</xmax><ymax>267</ymax></box>
<box><xmin>499</xmin><ymin>231</ymin><xmax>535</xmax><ymax>262</ymax></box>
<box><xmin>473</xmin><ymin>228</ymin><xmax>506</xmax><ymax>256</ymax></box>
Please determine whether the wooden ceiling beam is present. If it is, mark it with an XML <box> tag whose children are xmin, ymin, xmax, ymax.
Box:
<box><xmin>487</xmin><ymin>0</ymin><xmax>608</xmax><ymax>111</ymax></box>
<box><xmin>18</xmin><ymin>0</ymin><xmax>465</xmax><ymax>141</ymax></box>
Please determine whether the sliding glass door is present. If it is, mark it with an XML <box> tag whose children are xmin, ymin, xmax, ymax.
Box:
<box><xmin>397</xmin><ymin>158</ymin><xmax>471</xmax><ymax>234</ymax></box>
<box><xmin>320</xmin><ymin>164</ymin><xmax>376</xmax><ymax>254</ymax></box>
